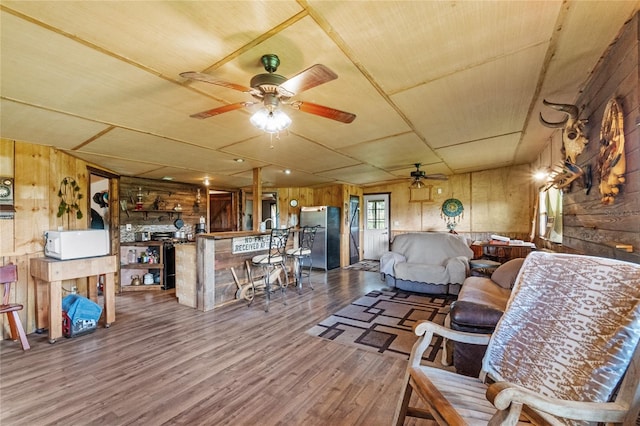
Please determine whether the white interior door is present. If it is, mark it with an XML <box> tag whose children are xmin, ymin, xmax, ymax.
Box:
<box><xmin>363</xmin><ymin>194</ymin><xmax>389</xmax><ymax>260</ymax></box>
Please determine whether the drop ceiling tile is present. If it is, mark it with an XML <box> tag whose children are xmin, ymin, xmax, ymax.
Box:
<box><xmin>233</xmin><ymin>166</ymin><xmax>335</xmax><ymax>188</ymax></box>
<box><xmin>76</xmin><ymin>128</ymin><xmax>267</xmax><ymax>174</ymax></box>
<box><xmin>2</xmin><ymin>1</ymin><xmax>303</xmax><ymax>81</ymax></box>
<box><xmin>316</xmin><ymin>164</ymin><xmax>397</xmax><ymax>186</ymax></box>
<box><xmin>220</xmin><ymin>133</ymin><xmax>360</xmax><ymax>173</ymax></box>
<box><xmin>338</xmin><ymin>133</ymin><xmax>440</xmax><ymax>170</ymax></box>
<box><xmin>137</xmin><ymin>167</ymin><xmax>254</xmax><ymax>189</ymax></box>
<box><xmin>392</xmin><ymin>44</ymin><xmax>546</xmax><ymax>149</ymax></box>
<box><xmin>68</xmin><ymin>151</ymin><xmax>163</xmax><ymax>177</ymax></box>
<box><xmin>0</xmin><ymin>100</ymin><xmax>110</xmax><ymax>149</ymax></box>
<box><xmin>308</xmin><ymin>0</ymin><xmax>561</xmax><ymax>94</ymax></box>
<box><xmin>436</xmin><ymin>134</ymin><xmax>520</xmax><ymax>173</ymax></box>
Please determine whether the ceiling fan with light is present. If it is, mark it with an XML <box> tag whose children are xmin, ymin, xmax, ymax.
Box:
<box><xmin>180</xmin><ymin>54</ymin><xmax>356</xmax><ymax>134</ymax></box>
<box><xmin>409</xmin><ymin>163</ymin><xmax>447</xmax><ymax>188</ymax></box>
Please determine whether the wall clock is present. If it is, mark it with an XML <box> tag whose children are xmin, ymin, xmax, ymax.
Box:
<box><xmin>0</xmin><ymin>178</ymin><xmax>12</xmax><ymax>200</ymax></box>
<box><xmin>290</xmin><ymin>199</ymin><xmax>298</xmax><ymax>207</ymax></box>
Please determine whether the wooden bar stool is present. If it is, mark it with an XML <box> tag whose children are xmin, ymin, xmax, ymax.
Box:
<box><xmin>0</xmin><ymin>263</ymin><xmax>30</xmax><ymax>350</ymax></box>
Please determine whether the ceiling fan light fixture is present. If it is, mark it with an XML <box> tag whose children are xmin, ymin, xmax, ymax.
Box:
<box><xmin>410</xmin><ymin>178</ymin><xmax>425</xmax><ymax>189</ymax></box>
<box><xmin>250</xmin><ymin>108</ymin><xmax>292</xmax><ymax>134</ymax></box>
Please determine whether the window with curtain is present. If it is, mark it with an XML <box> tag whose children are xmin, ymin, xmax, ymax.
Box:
<box><xmin>366</xmin><ymin>199</ymin><xmax>386</xmax><ymax>230</ymax></box>
<box><xmin>539</xmin><ymin>188</ymin><xmax>562</xmax><ymax>243</ymax></box>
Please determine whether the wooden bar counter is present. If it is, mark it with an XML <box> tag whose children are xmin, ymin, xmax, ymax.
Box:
<box><xmin>193</xmin><ymin>231</ymin><xmax>294</xmax><ymax>312</ymax></box>
<box><xmin>30</xmin><ymin>255</ymin><xmax>117</xmax><ymax>343</ymax></box>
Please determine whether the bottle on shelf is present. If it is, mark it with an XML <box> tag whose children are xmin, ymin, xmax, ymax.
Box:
<box><xmin>127</xmin><ymin>249</ymin><xmax>137</xmax><ymax>264</ymax></box>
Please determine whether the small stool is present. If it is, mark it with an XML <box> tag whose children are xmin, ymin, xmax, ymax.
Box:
<box><xmin>469</xmin><ymin>259</ymin><xmax>501</xmax><ymax>277</ymax></box>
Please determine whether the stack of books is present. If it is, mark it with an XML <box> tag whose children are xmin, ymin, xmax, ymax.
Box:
<box><xmin>489</xmin><ymin>235</ymin><xmax>535</xmax><ymax>248</ymax></box>
<box><xmin>489</xmin><ymin>234</ymin><xmax>510</xmax><ymax>245</ymax></box>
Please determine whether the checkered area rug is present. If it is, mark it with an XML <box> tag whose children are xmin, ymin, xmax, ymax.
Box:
<box><xmin>307</xmin><ymin>289</ymin><xmax>454</xmax><ymax>363</ymax></box>
<box><xmin>344</xmin><ymin>260</ymin><xmax>380</xmax><ymax>272</ymax></box>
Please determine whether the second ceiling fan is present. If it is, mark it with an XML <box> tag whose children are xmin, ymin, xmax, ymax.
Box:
<box><xmin>410</xmin><ymin>163</ymin><xmax>447</xmax><ymax>188</ymax></box>
<box><xmin>180</xmin><ymin>54</ymin><xmax>356</xmax><ymax>127</ymax></box>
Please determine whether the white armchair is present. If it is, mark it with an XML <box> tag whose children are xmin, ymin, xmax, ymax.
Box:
<box><xmin>380</xmin><ymin>232</ymin><xmax>473</xmax><ymax>295</ymax></box>
<box><xmin>394</xmin><ymin>252</ymin><xmax>640</xmax><ymax>425</ymax></box>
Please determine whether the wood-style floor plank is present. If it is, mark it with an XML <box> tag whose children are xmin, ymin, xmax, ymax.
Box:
<box><xmin>0</xmin><ymin>268</ymin><xmax>432</xmax><ymax>425</ymax></box>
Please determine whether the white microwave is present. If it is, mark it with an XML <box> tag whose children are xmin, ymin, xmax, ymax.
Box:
<box><xmin>44</xmin><ymin>230</ymin><xmax>110</xmax><ymax>260</ymax></box>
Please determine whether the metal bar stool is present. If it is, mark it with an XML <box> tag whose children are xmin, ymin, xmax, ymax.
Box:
<box><xmin>0</xmin><ymin>263</ymin><xmax>30</xmax><ymax>350</ymax></box>
<box><xmin>286</xmin><ymin>225</ymin><xmax>319</xmax><ymax>294</ymax></box>
<box><xmin>250</xmin><ymin>227</ymin><xmax>290</xmax><ymax>312</ymax></box>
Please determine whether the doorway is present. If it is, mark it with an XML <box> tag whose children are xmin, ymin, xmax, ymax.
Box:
<box><xmin>363</xmin><ymin>193</ymin><xmax>390</xmax><ymax>260</ymax></box>
<box><xmin>348</xmin><ymin>195</ymin><xmax>360</xmax><ymax>265</ymax></box>
<box><xmin>209</xmin><ymin>190</ymin><xmax>236</xmax><ymax>232</ymax></box>
<box><xmin>87</xmin><ymin>166</ymin><xmax>119</xmax><ymax>292</ymax></box>
<box><xmin>241</xmin><ymin>191</ymin><xmax>278</xmax><ymax>230</ymax></box>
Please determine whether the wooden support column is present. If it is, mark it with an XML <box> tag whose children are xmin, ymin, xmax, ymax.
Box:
<box><xmin>252</xmin><ymin>167</ymin><xmax>262</xmax><ymax>231</ymax></box>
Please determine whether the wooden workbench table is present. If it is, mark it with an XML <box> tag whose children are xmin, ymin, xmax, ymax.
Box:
<box><xmin>30</xmin><ymin>255</ymin><xmax>117</xmax><ymax>343</ymax></box>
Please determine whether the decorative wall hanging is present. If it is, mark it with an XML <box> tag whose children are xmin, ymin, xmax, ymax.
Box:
<box><xmin>597</xmin><ymin>98</ymin><xmax>626</xmax><ymax>205</ymax></box>
<box><xmin>57</xmin><ymin>177</ymin><xmax>83</xmax><ymax>223</ymax></box>
<box><xmin>441</xmin><ymin>198</ymin><xmax>464</xmax><ymax>232</ymax></box>
<box><xmin>539</xmin><ymin>99</ymin><xmax>589</xmax><ymax>164</ymax></box>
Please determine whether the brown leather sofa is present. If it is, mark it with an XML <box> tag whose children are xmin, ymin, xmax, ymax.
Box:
<box><xmin>448</xmin><ymin>257</ymin><xmax>525</xmax><ymax>377</ymax></box>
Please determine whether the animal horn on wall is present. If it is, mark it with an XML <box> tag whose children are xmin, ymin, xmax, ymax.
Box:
<box><xmin>539</xmin><ymin>99</ymin><xmax>579</xmax><ymax>127</ymax></box>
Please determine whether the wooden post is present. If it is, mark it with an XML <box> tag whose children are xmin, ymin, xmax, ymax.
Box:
<box><xmin>253</xmin><ymin>167</ymin><xmax>262</xmax><ymax>231</ymax></box>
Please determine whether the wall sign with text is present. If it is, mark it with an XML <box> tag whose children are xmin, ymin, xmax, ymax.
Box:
<box><xmin>232</xmin><ymin>235</ymin><xmax>271</xmax><ymax>254</ymax></box>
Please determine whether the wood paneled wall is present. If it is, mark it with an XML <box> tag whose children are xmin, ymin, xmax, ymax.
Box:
<box><xmin>533</xmin><ymin>13</ymin><xmax>639</xmax><ymax>263</ymax></box>
<box><xmin>0</xmin><ymin>139</ymin><xmax>118</xmax><ymax>339</ymax></box>
<box><xmin>364</xmin><ymin>164</ymin><xmax>534</xmax><ymax>240</ymax></box>
<box><xmin>273</xmin><ymin>184</ymin><xmax>364</xmax><ymax>267</ymax></box>
<box><xmin>119</xmin><ymin>176</ymin><xmax>206</xmax><ymax>239</ymax></box>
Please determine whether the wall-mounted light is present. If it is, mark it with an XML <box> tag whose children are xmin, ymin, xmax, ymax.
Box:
<box><xmin>533</xmin><ymin>169</ymin><xmax>551</xmax><ymax>181</ymax></box>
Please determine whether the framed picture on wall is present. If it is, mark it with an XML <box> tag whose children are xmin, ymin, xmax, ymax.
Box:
<box><xmin>409</xmin><ymin>186</ymin><xmax>433</xmax><ymax>202</ymax></box>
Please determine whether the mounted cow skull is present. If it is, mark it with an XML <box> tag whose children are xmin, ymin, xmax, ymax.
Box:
<box><xmin>539</xmin><ymin>99</ymin><xmax>588</xmax><ymax>164</ymax></box>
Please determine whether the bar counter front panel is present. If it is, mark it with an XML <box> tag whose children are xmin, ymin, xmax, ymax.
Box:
<box><xmin>194</xmin><ymin>231</ymin><xmax>295</xmax><ymax>312</ymax></box>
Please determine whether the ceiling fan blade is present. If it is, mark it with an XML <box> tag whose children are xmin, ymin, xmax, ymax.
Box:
<box><xmin>180</xmin><ymin>71</ymin><xmax>253</xmax><ymax>93</ymax></box>
<box><xmin>291</xmin><ymin>101</ymin><xmax>356</xmax><ymax>124</ymax></box>
<box><xmin>279</xmin><ymin>64</ymin><xmax>338</xmax><ymax>95</ymax></box>
<box><xmin>189</xmin><ymin>102</ymin><xmax>254</xmax><ymax>119</ymax></box>
<box><xmin>424</xmin><ymin>174</ymin><xmax>448</xmax><ymax>181</ymax></box>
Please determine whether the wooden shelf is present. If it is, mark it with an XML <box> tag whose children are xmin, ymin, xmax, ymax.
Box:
<box><xmin>120</xmin><ymin>242</ymin><xmax>164</xmax><ymax>291</ymax></box>
<box><xmin>121</xmin><ymin>263</ymin><xmax>164</xmax><ymax>270</ymax></box>
<box><xmin>131</xmin><ymin>210</ymin><xmax>183</xmax><ymax>220</ymax></box>
<box><xmin>121</xmin><ymin>284</ymin><xmax>162</xmax><ymax>292</ymax></box>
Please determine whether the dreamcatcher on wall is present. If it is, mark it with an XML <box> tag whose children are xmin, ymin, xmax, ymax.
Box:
<box><xmin>441</xmin><ymin>198</ymin><xmax>464</xmax><ymax>233</ymax></box>
<box><xmin>597</xmin><ymin>98</ymin><xmax>626</xmax><ymax>205</ymax></box>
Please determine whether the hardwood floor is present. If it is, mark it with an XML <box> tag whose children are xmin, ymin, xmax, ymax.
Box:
<box><xmin>0</xmin><ymin>268</ymin><xmax>430</xmax><ymax>425</ymax></box>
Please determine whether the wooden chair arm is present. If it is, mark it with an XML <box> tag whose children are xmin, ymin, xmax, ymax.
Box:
<box><xmin>409</xmin><ymin>321</ymin><xmax>492</xmax><ymax>369</ymax></box>
<box><xmin>487</xmin><ymin>381</ymin><xmax>629</xmax><ymax>424</ymax></box>
<box><xmin>414</xmin><ymin>320</ymin><xmax>492</xmax><ymax>345</ymax></box>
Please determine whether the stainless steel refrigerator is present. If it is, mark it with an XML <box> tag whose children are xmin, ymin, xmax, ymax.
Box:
<box><xmin>300</xmin><ymin>206</ymin><xmax>341</xmax><ymax>270</ymax></box>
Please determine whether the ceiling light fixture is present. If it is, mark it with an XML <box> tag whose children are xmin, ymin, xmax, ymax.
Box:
<box><xmin>203</xmin><ymin>178</ymin><xmax>210</xmax><ymax>186</ymax></box>
<box><xmin>250</xmin><ymin>108</ymin><xmax>291</xmax><ymax>134</ymax></box>
<box><xmin>409</xmin><ymin>178</ymin><xmax>425</xmax><ymax>189</ymax></box>
<box><xmin>284</xmin><ymin>169</ymin><xmax>291</xmax><ymax>175</ymax></box>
